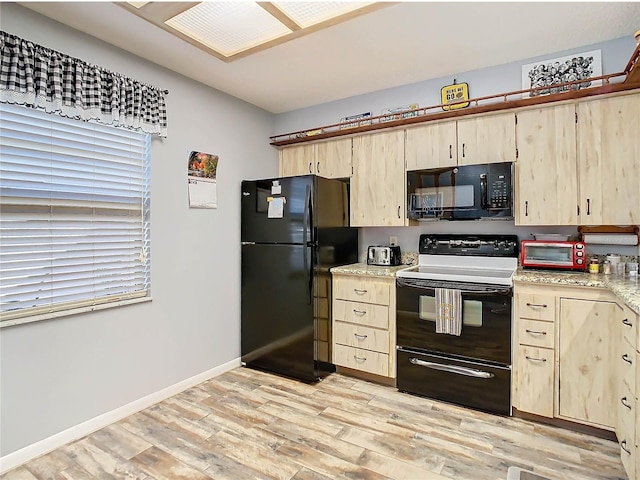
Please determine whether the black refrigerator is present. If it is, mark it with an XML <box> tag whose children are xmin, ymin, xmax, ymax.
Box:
<box><xmin>241</xmin><ymin>175</ymin><xmax>358</xmax><ymax>382</ymax></box>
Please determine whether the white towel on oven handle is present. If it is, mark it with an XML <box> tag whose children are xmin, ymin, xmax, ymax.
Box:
<box><xmin>435</xmin><ymin>288</ymin><xmax>462</xmax><ymax>336</ymax></box>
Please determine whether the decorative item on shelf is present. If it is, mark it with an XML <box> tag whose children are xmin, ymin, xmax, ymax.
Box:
<box><xmin>578</xmin><ymin>225</ymin><xmax>639</xmax><ymax>246</ymax></box>
<box><xmin>441</xmin><ymin>78</ymin><xmax>470</xmax><ymax>111</ymax></box>
<box><xmin>380</xmin><ymin>103</ymin><xmax>419</xmax><ymax>122</ymax></box>
<box><xmin>521</xmin><ymin>49</ymin><xmax>603</xmax><ymax>98</ymax></box>
<box><xmin>339</xmin><ymin>112</ymin><xmax>371</xmax><ymax>129</ymax></box>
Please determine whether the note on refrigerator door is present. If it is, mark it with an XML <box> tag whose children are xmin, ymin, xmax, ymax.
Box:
<box><xmin>267</xmin><ymin>196</ymin><xmax>285</xmax><ymax>218</ymax></box>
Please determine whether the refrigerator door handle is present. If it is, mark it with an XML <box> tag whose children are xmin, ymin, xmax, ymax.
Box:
<box><xmin>304</xmin><ymin>184</ymin><xmax>313</xmax><ymax>305</ymax></box>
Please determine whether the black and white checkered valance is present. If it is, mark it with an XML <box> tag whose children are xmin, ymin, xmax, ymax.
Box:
<box><xmin>0</xmin><ymin>31</ymin><xmax>168</xmax><ymax>137</ymax></box>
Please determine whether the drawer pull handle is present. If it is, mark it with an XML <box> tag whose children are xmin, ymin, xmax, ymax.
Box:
<box><xmin>525</xmin><ymin>329</ymin><xmax>547</xmax><ymax>336</ymax></box>
<box><xmin>526</xmin><ymin>303</ymin><xmax>547</xmax><ymax>308</ymax></box>
<box><xmin>525</xmin><ymin>356</ymin><xmax>547</xmax><ymax>363</ymax></box>
<box><xmin>354</xmin><ymin>333</ymin><xmax>368</xmax><ymax>340</ymax></box>
<box><xmin>353</xmin><ymin>289</ymin><xmax>367</xmax><ymax>295</ymax></box>
<box><xmin>621</xmin><ymin>397</ymin><xmax>632</xmax><ymax>410</ymax></box>
<box><xmin>622</xmin><ymin>354</ymin><xmax>633</xmax><ymax>365</ymax></box>
<box><xmin>353</xmin><ymin>309</ymin><xmax>367</xmax><ymax>316</ymax></box>
<box><xmin>623</xmin><ymin>318</ymin><xmax>633</xmax><ymax>327</ymax></box>
<box><xmin>353</xmin><ymin>355</ymin><xmax>367</xmax><ymax>362</ymax></box>
<box><xmin>621</xmin><ymin>440</ymin><xmax>631</xmax><ymax>455</ymax></box>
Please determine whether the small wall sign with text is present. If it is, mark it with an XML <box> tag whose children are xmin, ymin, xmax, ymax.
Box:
<box><xmin>340</xmin><ymin>112</ymin><xmax>371</xmax><ymax>129</ymax></box>
<box><xmin>441</xmin><ymin>82</ymin><xmax>470</xmax><ymax>111</ymax></box>
<box><xmin>380</xmin><ymin>104</ymin><xmax>419</xmax><ymax>122</ymax></box>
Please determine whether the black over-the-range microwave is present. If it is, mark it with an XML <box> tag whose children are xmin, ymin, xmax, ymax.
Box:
<box><xmin>406</xmin><ymin>162</ymin><xmax>514</xmax><ymax>221</ymax></box>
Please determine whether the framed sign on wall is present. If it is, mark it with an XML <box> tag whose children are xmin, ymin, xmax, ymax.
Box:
<box><xmin>441</xmin><ymin>82</ymin><xmax>470</xmax><ymax>111</ymax></box>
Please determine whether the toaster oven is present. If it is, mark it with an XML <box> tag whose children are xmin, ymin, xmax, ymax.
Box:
<box><xmin>521</xmin><ymin>240</ymin><xmax>587</xmax><ymax>270</ymax></box>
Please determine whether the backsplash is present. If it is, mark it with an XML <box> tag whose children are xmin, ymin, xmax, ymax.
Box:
<box><xmin>359</xmin><ymin>222</ymin><xmax>640</xmax><ymax>264</ymax></box>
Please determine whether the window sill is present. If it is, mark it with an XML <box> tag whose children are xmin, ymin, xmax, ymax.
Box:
<box><xmin>0</xmin><ymin>296</ymin><xmax>153</xmax><ymax>329</ymax></box>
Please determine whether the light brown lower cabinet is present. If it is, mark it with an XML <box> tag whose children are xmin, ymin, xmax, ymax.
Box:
<box><xmin>514</xmin><ymin>282</ymin><xmax>640</xmax><ymax>480</ymax></box>
<box><xmin>331</xmin><ymin>274</ymin><xmax>396</xmax><ymax>378</ymax></box>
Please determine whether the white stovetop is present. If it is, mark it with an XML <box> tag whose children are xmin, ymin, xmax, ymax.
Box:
<box><xmin>396</xmin><ymin>254</ymin><xmax>518</xmax><ymax>286</ymax></box>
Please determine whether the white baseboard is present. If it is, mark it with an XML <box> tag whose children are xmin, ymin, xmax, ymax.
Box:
<box><xmin>0</xmin><ymin>357</ymin><xmax>241</xmax><ymax>474</ymax></box>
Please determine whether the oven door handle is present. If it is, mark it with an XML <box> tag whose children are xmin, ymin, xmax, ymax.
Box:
<box><xmin>409</xmin><ymin>358</ymin><xmax>495</xmax><ymax>379</ymax></box>
<box><xmin>396</xmin><ymin>278</ymin><xmax>511</xmax><ymax>295</ymax></box>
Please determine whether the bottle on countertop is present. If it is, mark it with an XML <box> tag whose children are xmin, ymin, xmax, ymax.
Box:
<box><xmin>589</xmin><ymin>257</ymin><xmax>600</xmax><ymax>274</ymax></box>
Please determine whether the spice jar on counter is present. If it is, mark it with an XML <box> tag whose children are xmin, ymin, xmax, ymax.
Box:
<box><xmin>603</xmin><ymin>260</ymin><xmax>611</xmax><ymax>275</ymax></box>
<box><xmin>589</xmin><ymin>257</ymin><xmax>600</xmax><ymax>274</ymax></box>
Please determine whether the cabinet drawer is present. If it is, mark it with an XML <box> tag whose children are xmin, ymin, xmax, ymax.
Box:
<box><xmin>334</xmin><ymin>322</ymin><xmax>389</xmax><ymax>354</ymax></box>
<box><xmin>333</xmin><ymin>344</ymin><xmax>389</xmax><ymax>377</ymax></box>
<box><xmin>517</xmin><ymin>293</ymin><xmax>555</xmax><ymax>321</ymax></box>
<box><xmin>333</xmin><ymin>299</ymin><xmax>389</xmax><ymax>329</ymax></box>
<box><xmin>617</xmin><ymin>382</ymin><xmax>636</xmax><ymax>478</ymax></box>
<box><xmin>619</xmin><ymin>304</ymin><xmax>638</xmax><ymax>351</ymax></box>
<box><xmin>513</xmin><ymin>345</ymin><xmax>554</xmax><ymax>417</ymax></box>
<box><xmin>518</xmin><ymin>318</ymin><xmax>555</xmax><ymax>348</ymax></box>
<box><xmin>618</xmin><ymin>340</ymin><xmax>636</xmax><ymax>393</ymax></box>
<box><xmin>333</xmin><ymin>277</ymin><xmax>390</xmax><ymax>305</ymax></box>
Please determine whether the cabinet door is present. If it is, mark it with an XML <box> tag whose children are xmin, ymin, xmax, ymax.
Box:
<box><xmin>558</xmin><ymin>298</ymin><xmax>618</xmax><ymax>428</ymax></box>
<box><xmin>351</xmin><ymin>131</ymin><xmax>406</xmax><ymax>226</ymax></box>
<box><xmin>279</xmin><ymin>144</ymin><xmax>315</xmax><ymax>177</ymax></box>
<box><xmin>577</xmin><ymin>94</ymin><xmax>640</xmax><ymax>225</ymax></box>
<box><xmin>316</xmin><ymin>138</ymin><xmax>352</xmax><ymax>178</ymax></box>
<box><xmin>515</xmin><ymin>104</ymin><xmax>578</xmax><ymax>225</ymax></box>
<box><xmin>405</xmin><ymin>121</ymin><xmax>457</xmax><ymax>170</ymax></box>
<box><xmin>456</xmin><ymin>112</ymin><xmax>516</xmax><ymax>166</ymax></box>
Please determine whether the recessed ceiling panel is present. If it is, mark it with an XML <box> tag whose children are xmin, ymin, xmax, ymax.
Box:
<box><xmin>165</xmin><ymin>2</ymin><xmax>292</xmax><ymax>57</ymax></box>
<box><xmin>274</xmin><ymin>2</ymin><xmax>373</xmax><ymax>28</ymax></box>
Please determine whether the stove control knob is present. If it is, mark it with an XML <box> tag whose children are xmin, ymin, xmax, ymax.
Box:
<box><xmin>576</xmin><ymin>258</ymin><xmax>584</xmax><ymax>265</ymax></box>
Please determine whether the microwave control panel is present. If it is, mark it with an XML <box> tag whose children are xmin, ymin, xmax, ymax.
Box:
<box><xmin>490</xmin><ymin>176</ymin><xmax>510</xmax><ymax>209</ymax></box>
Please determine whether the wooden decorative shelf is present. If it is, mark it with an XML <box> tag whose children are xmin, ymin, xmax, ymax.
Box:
<box><xmin>271</xmin><ymin>44</ymin><xmax>640</xmax><ymax>148</ymax></box>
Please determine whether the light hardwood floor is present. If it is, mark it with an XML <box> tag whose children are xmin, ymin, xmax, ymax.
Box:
<box><xmin>1</xmin><ymin>367</ymin><xmax>627</xmax><ymax>480</ymax></box>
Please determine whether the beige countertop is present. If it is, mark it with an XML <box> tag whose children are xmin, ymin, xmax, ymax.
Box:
<box><xmin>330</xmin><ymin>262</ymin><xmax>411</xmax><ymax>278</ymax></box>
<box><xmin>513</xmin><ymin>268</ymin><xmax>640</xmax><ymax>315</ymax></box>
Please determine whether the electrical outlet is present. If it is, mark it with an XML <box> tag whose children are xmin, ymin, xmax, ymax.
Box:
<box><xmin>389</xmin><ymin>236</ymin><xmax>398</xmax><ymax>246</ymax></box>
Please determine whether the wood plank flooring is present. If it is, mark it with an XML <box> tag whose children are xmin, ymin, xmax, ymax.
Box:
<box><xmin>1</xmin><ymin>367</ymin><xmax>627</xmax><ymax>480</ymax></box>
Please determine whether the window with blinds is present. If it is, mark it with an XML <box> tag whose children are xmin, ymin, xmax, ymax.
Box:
<box><xmin>0</xmin><ymin>103</ymin><xmax>151</xmax><ymax>324</ymax></box>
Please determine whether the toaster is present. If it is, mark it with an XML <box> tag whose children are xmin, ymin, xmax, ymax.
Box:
<box><xmin>367</xmin><ymin>245</ymin><xmax>401</xmax><ymax>266</ymax></box>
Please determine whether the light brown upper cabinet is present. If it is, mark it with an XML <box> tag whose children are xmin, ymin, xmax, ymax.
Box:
<box><xmin>577</xmin><ymin>93</ymin><xmax>640</xmax><ymax>226</ymax></box>
<box><xmin>279</xmin><ymin>143</ymin><xmax>315</xmax><ymax>177</ymax></box>
<box><xmin>351</xmin><ymin>130</ymin><xmax>406</xmax><ymax>227</ymax></box>
<box><xmin>405</xmin><ymin>112</ymin><xmax>516</xmax><ymax>171</ymax></box>
<box><xmin>279</xmin><ymin>138</ymin><xmax>352</xmax><ymax>179</ymax></box>
<box><xmin>515</xmin><ymin>103</ymin><xmax>579</xmax><ymax>225</ymax></box>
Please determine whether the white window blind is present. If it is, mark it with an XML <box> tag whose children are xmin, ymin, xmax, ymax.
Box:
<box><xmin>0</xmin><ymin>103</ymin><xmax>151</xmax><ymax>323</ymax></box>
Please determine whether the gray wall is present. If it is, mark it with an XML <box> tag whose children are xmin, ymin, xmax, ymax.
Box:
<box><xmin>0</xmin><ymin>4</ymin><xmax>278</xmax><ymax>456</ymax></box>
<box><xmin>274</xmin><ymin>35</ymin><xmax>639</xmax><ymax>261</ymax></box>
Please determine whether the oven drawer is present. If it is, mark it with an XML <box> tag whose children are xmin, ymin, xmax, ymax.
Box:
<box><xmin>333</xmin><ymin>277</ymin><xmax>391</xmax><ymax>305</ymax></box>
<box><xmin>334</xmin><ymin>299</ymin><xmax>389</xmax><ymax>329</ymax></box>
<box><xmin>396</xmin><ymin>348</ymin><xmax>511</xmax><ymax>416</ymax></box>
<box><xmin>333</xmin><ymin>322</ymin><xmax>389</xmax><ymax>354</ymax></box>
<box><xmin>334</xmin><ymin>344</ymin><xmax>389</xmax><ymax>376</ymax></box>
<box><xmin>518</xmin><ymin>318</ymin><xmax>555</xmax><ymax>348</ymax></box>
<box><xmin>517</xmin><ymin>293</ymin><xmax>555</xmax><ymax>322</ymax></box>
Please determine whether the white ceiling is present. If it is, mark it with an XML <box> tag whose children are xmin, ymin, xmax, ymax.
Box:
<box><xmin>19</xmin><ymin>2</ymin><xmax>640</xmax><ymax>114</ymax></box>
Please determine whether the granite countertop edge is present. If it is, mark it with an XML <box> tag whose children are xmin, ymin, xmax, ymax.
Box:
<box><xmin>513</xmin><ymin>268</ymin><xmax>640</xmax><ymax>316</ymax></box>
<box><xmin>330</xmin><ymin>262</ymin><xmax>411</xmax><ymax>278</ymax></box>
